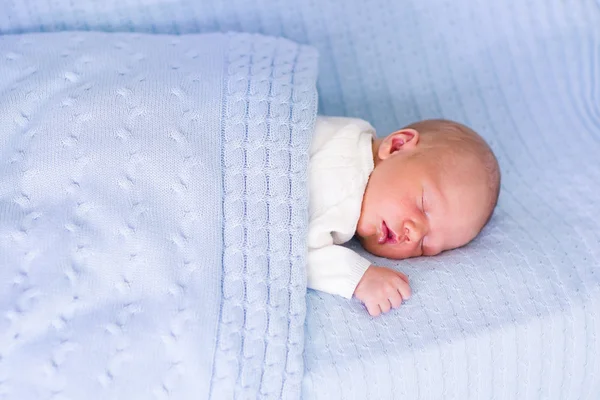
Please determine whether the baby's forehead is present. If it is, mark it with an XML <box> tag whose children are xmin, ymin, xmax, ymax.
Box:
<box><xmin>426</xmin><ymin>133</ymin><xmax>489</xmax><ymax>168</ymax></box>
<box><xmin>408</xmin><ymin>119</ymin><xmax>475</xmax><ymax>137</ymax></box>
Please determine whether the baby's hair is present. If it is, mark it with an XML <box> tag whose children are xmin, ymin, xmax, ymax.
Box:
<box><xmin>405</xmin><ymin>119</ymin><xmax>501</xmax><ymax>225</ymax></box>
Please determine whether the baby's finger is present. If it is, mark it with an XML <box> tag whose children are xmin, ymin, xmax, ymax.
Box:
<box><xmin>395</xmin><ymin>271</ymin><xmax>409</xmax><ymax>283</ymax></box>
<box><xmin>397</xmin><ymin>280</ymin><xmax>412</xmax><ymax>300</ymax></box>
<box><xmin>388</xmin><ymin>291</ymin><xmax>403</xmax><ymax>309</ymax></box>
<box><xmin>365</xmin><ymin>301</ymin><xmax>381</xmax><ymax>317</ymax></box>
<box><xmin>379</xmin><ymin>299</ymin><xmax>392</xmax><ymax>314</ymax></box>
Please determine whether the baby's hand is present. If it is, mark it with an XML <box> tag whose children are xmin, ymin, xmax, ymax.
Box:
<box><xmin>353</xmin><ymin>266</ymin><xmax>411</xmax><ymax>317</ymax></box>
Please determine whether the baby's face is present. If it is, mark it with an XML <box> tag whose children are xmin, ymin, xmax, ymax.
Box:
<box><xmin>356</xmin><ymin>134</ymin><xmax>491</xmax><ymax>260</ymax></box>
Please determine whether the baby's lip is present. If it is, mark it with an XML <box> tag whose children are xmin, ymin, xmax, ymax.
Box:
<box><xmin>378</xmin><ymin>221</ymin><xmax>397</xmax><ymax>244</ymax></box>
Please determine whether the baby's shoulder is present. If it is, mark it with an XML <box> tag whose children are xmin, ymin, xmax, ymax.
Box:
<box><xmin>312</xmin><ymin>116</ymin><xmax>375</xmax><ymax>154</ymax></box>
<box><xmin>315</xmin><ymin>115</ymin><xmax>374</xmax><ymax>132</ymax></box>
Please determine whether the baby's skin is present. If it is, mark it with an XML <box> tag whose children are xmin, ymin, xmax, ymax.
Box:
<box><xmin>354</xmin><ymin>120</ymin><xmax>500</xmax><ymax>316</ymax></box>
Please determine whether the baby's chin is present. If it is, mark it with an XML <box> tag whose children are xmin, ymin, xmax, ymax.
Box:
<box><xmin>357</xmin><ymin>235</ymin><xmax>411</xmax><ymax>260</ymax></box>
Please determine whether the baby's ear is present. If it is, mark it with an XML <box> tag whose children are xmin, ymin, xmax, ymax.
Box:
<box><xmin>378</xmin><ymin>129</ymin><xmax>420</xmax><ymax>160</ymax></box>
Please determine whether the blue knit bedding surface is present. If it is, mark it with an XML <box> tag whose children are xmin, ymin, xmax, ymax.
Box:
<box><xmin>1</xmin><ymin>0</ymin><xmax>600</xmax><ymax>399</ymax></box>
<box><xmin>0</xmin><ymin>31</ymin><xmax>318</xmax><ymax>400</ymax></box>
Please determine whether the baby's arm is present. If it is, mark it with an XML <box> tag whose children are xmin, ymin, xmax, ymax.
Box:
<box><xmin>307</xmin><ymin>245</ymin><xmax>371</xmax><ymax>299</ymax></box>
<box><xmin>308</xmin><ymin>246</ymin><xmax>411</xmax><ymax>316</ymax></box>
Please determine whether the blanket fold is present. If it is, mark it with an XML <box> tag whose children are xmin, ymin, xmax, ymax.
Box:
<box><xmin>212</xmin><ymin>33</ymin><xmax>317</xmax><ymax>399</ymax></box>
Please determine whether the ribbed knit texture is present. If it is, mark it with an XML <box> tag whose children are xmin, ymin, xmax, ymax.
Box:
<box><xmin>0</xmin><ymin>31</ymin><xmax>318</xmax><ymax>400</ymax></box>
<box><xmin>0</xmin><ymin>1</ymin><xmax>599</xmax><ymax>399</ymax></box>
<box><xmin>212</xmin><ymin>33</ymin><xmax>317</xmax><ymax>400</ymax></box>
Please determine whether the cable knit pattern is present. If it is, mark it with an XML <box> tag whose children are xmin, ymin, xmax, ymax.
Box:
<box><xmin>211</xmin><ymin>33</ymin><xmax>317</xmax><ymax>399</ymax></box>
<box><xmin>0</xmin><ymin>31</ymin><xmax>318</xmax><ymax>400</ymax></box>
<box><xmin>0</xmin><ymin>1</ymin><xmax>599</xmax><ymax>399</ymax></box>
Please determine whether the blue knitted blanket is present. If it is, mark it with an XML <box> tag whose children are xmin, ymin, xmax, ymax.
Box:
<box><xmin>0</xmin><ymin>32</ymin><xmax>318</xmax><ymax>399</ymax></box>
<box><xmin>2</xmin><ymin>1</ymin><xmax>600</xmax><ymax>399</ymax></box>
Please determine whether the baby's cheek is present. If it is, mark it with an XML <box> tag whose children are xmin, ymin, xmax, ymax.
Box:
<box><xmin>356</xmin><ymin>218</ymin><xmax>375</xmax><ymax>239</ymax></box>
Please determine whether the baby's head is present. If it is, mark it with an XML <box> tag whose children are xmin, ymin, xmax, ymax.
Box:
<box><xmin>357</xmin><ymin>119</ymin><xmax>500</xmax><ymax>259</ymax></box>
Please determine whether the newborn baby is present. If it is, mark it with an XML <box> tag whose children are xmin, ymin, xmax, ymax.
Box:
<box><xmin>308</xmin><ymin>117</ymin><xmax>500</xmax><ymax>316</ymax></box>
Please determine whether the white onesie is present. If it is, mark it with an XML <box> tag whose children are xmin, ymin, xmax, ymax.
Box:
<box><xmin>307</xmin><ymin>116</ymin><xmax>375</xmax><ymax>298</ymax></box>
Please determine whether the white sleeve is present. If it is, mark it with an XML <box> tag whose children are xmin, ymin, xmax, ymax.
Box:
<box><xmin>307</xmin><ymin>245</ymin><xmax>372</xmax><ymax>299</ymax></box>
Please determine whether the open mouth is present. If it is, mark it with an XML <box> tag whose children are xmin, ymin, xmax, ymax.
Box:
<box><xmin>378</xmin><ymin>221</ymin><xmax>397</xmax><ymax>244</ymax></box>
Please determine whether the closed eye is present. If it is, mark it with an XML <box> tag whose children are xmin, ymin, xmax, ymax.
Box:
<box><xmin>421</xmin><ymin>191</ymin><xmax>427</xmax><ymax>255</ymax></box>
